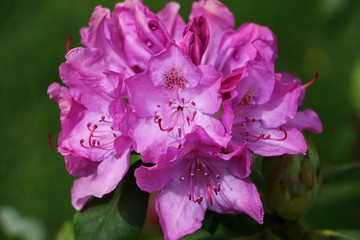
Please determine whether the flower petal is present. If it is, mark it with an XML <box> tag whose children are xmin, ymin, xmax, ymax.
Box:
<box><xmin>59</xmin><ymin>47</ymin><xmax>121</xmax><ymax>113</ymax></box>
<box><xmin>157</xmin><ymin>2</ymin><xmax>185</xmax><ymax>44</ymax></box>
<box><xmin>180</xmin><ymin>16</ymin><xmax>209</xmax><ymax>65</ymax></box>
<box><xmin>286</xmin><ymin>109</ymin><xmax>323</xmax><ymax>134</ymax></box>
<box><xmin>156</xmin><ymin>179</ymin><xmax>206</xmax><ymax>240</ymax></box>
<box><xmin>71</xmin><ymin>149</ymin><xmax>130</xmax><ymax>210</ymax></box>
<box><xmin>190</xmin><ymin>0</ymin><xmax>235</xmax><ymax>65</ymax></box>
<box><xmin>209</xmin><ymin>175</ymin><xmax>264</xmax><ymax>224</ymax></box>
<box><xmin>214</xmin><ymin>23</ymin><xmax>277</xmax><ymax>75</ymax></box>
<box><xmin>147</xmin><ymin>44</ymin><xmax>202</xmax><ymax>89</ymax></box>
<box><xmin>64</xmin><ymin>154</ymin><xmax>99</xmax><ymax>177</ymax></box>
<box><xmin>233</xmin><ymin>123</ymin><xmax>307</xmax><ymax>156</ymax></box>
<box><xmin>234</xmin><ymin>61</ymin><xmax>275</xmax><ymax>105</ymax></box>
<box><xmin>239</xmin><ymin>77</ymin><xmax>301</xmax><ymax>128</ymax></box>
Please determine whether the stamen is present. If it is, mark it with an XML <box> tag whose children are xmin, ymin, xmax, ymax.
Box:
<box><xmin>206</xmin><ymin>184</ymin><xmax>213</xmax><ymax>206</ymax></box>
<box><xmin>302</xmin><ymin>72</ymin><xmax>319</xmax><ymax>89</ymax></box>
<box><xmin>66</xmin><ymin>36</ymin><xmax>73</xmax><ymax>53</ymax></box>
<box><xmin>158</xmin><ymin>118</ymin><xmax>173</xmax><ymax>132</ymax></box>
<box><xmin>268</xmin><ymin>127</ymin><xmax>288</xmax><ymax>141</ymax></box>
<box><xmin>80</xmin><ymin>117</ymin><xmax>118</xmax><ymax>151</ymax></box>
<box><xmin>178</xmin><ymin>128</ymin><xmax>182</xmax><ymax>138</ymax></box>
<box><xmin>47</xmin><ymin>132</ymin><xmax>58</xmax><ymax>151</ymax></box>
<box><xmin>191</xmin><ymin>111</ymin><xmax>197</xmax><ymax>121</ymax></box>
<box><xmin>179</xmin><ymin>158</ymin><xmax>222</xmax><ymax>206</ymax></box>
<box><xmin>237</xmin><ymin>118</ymin><xmax>288</xmax><ymax>142</ymax></box>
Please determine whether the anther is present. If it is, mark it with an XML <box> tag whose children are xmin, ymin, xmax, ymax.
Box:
<box><xmin>178</xmin><ymin>128</ymin><xmax>182</xmax><ymax>138</ymax></box>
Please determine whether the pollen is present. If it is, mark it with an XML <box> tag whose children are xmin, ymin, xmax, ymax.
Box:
<box><xmin>164</xmin><ymin>68</ymin><xmax>186</xmax><ymax>90</ymax></box>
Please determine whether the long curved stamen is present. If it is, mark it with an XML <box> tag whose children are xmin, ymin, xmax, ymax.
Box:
<box><xmin>154</xmin><ymin>98</ymin><xmax>198</xmax><ymax>136</ymax></box>
<box><xmin>237</xmin><ymin>117</ymin><xmax>288</xmax><ymax>142</ymax></box>
<box><xmin>47</xmin><ymin>132</ymin><xmax>58</xmax><ymax>151</ymax></box>
<box><xmin>302</xmin><ymin>72</ymin><xmax>319</xmax><ymax>89</ymax></box>
<box><xmin>66</xmin><ymin>36</ymin><xmax>73</xmax><ymax>53</ymax></box>
<box><xmin>80</xmin><ymin>116</ymin><xmax>118</xmax><ymax>151</ymax></box>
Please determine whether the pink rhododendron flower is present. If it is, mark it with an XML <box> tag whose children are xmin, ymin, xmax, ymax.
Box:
<box><xmin>135</xmin><ymin>127</ymin><xmax>263</xmax><ymax>240</ymax></box>
<box><xmin>222</xmin><ymin>66</ymin><xmax>322</xmax><ymax>156</ymax></box>
<box><xmin>125</xmin><ymin>44</ymin><xmax>229</xmax><ymax>161</ymax></box>
<box><xmin>190</xmin><ymin>0</ymin><xmax>278</xmax><ymax>75</ymax></box>
<box><xmin>48</xmin><ymin>80</ymin><xmax>132</xmax><ymax>210</ymax></box>
<box><xmin>49</xmin><ymin>0</ymin><xmax>323</xmax><ymax>238</ymax></box>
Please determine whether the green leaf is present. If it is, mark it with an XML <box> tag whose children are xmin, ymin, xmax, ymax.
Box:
<box><xmin>201</xmin><ymin>210</ymin><xmax>220</xmax><ymax>235</ymax></box>
<box><xmin>218</xmin><ymin>214</ymin><xmax>262</xmax><ymax>236</ymax></box>
<box><xmin>73</xmin><ymin>161</ymin><xmax>149</xmax><ymax>240</ymax></box>
<box><xmin>55</xmin><ymin>221</ymin><xmax>74</xmax><ymax>240</ymax></box>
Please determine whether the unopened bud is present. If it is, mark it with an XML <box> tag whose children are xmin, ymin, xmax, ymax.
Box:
<box><xmin>262</xmin><ymin>133</ymin><xmax>322</xmax><ymax>220</ymax></box>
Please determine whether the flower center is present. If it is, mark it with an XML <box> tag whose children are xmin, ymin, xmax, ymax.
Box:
<box><xmin>179</xmin><ymin>157</ymin><xmax>221</xmax><ymax>206</ymax></box>
<box><xmin>154</xmin><ymin>98</ymin><xmax>197</xmax><ymax>139</ymax></box>
<box><xmin>80</xmin><ymin>116</ymin><xmax>118</xmax><ymax>150</ymax></box>
<box><xmin>234</xmin><ymin>117</ymin><xmax>287</xmax><ymax>142</ymax></box>
<box><xmin>164</xmin><ymin>68</ymin><xmax>186</xmax><ymax>91</ymax></box>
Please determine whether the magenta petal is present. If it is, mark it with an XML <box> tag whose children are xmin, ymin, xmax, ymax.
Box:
<box><xmin>112</xmin><ymin>1</ymin><xmax>151</xmax><ymax>70</ymax></box>
<box><xmin>47</xmin><ymin>82</ymin><xmax>74</xmax><ymax>122</ymax></box>
<box><xmin>214</xmin><ymin>143</ymin><xmax>252</xmax><ymax>179</ymax></box>
<box><xmin>64</xmin><ymin>154</ymin><xmax>99</xmax><ymax>177</ymax></box>
<box><xmin>80</xmin><ymin>27</ymin><xmax>88</xmax><ymax>46</ymax></box>
<box><xmin>192</xmin><ymin>112</ymin><xmax>229</xmax><ymax>147</ymax></box>
<box><xmin>58</xmin><ymin>109</ymin><xmax>116</xmax><ymax>162</ymax></box>
<box><xmin>156</xmin><ymin>180</ymin><xmax>206</xmax><ymax>240</ymax></box>
<box><xmin>209</xmin><ymin>176</ymin><xmax>264</xmax><ymax>224</ymax></box>
<box><xmin>135</xmin><ymin>150</ymin><xmax>180</xmax><ymax>192</ymax></box>
<box><xmin>157</xmin><ymin>2</ymin><xmax>185</xmax><ymax>44</ymax></box>
<box><xmin>180</xmin><ymin>16</ymin><xmax>209</xmax><ymax>65</ymax></box>
<box><xmin>240</xmin><ymin>78</ymin><xmax>301</xmax><ymax>128</ymax></box>
<box><xmin>180</xmin><ymin>126</ymin><xmax>222</xmax><ymax>154</ymax></box>
<box><xmin>182</xmin><ymin>65</ymin><xmax>222</xmax><ymax>114</ymax></box>
<box><xmin>126</xmin><ymin>72</ymin><xmax>172</xmax><ymax>118</ymax></box>
<box><xmin>86</xmin><ymin>5</ymin><xmax>111</xmax><ymax>48</ymax></box>
<box><xmin>244</xmin><ymin>126</ymin><xmax>307</xmax><ymax>156</ymax></box>
<box><xmin>71</xmin><ymin>149</ymin><xmax>130</xmax><ymax>210</ymax></box>
<box><xmin>134</xmin><ymin>3</ymin><xmax>171</xmax><ymax>54</ymax></box>
<box><xmin>287</xmin><ymin>109</ymin><xmax>323</xmax><ymax>134</ymax></box>
<box><xmin>59</xmin><ymin>47</ymin><xmax>119</xmax><ymax>113</ymax></box>
<box><xmin>190</xmin><ymin>0</ymin><xmax>235</xmax><ymax>65</ymax></box>
<box><xmin>130</xmin><ymin>118</ymin><xmax>177</xmax><ymax>162</ymax></box>
<box><xmin>147</xmin><ymin>44</ymin><xmax>202</xmax><ymax>89</ymax></box>
<box><xmin>235</xmin><ymin>61</ymin><xmax>275</xmax><ymax>105</ymax></box>
<box><xmin>214</xmin><ymin>23</ymin><xmax>277</xmax><ymax>75</ymax></box>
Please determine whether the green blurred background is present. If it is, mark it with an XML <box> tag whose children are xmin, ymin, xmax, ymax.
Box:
<box><xmin>1</xmin><ymin>0</ymin><xmax>359</xmax><ymax>239</ymax></box>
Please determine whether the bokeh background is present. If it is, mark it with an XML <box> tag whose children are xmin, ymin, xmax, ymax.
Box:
<box><xmin>1</xmin><ymin>0</ymin><xmax>359</xmax><ymax>239</ymax></box>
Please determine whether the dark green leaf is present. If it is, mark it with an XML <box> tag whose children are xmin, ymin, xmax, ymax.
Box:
<box><xmin>218</xmin><ymin>214</ymin><xmax>262</xmax><ymax>236</ymax></box>
<box><xmin>73</xmin><ymin>161</ymin><xmax>149</xmax><ymax>240</ymax></box>
<box><xmin>202</xmin><ymin>210</ymin><xmax>220</xmax><ymax>235</ymax></box>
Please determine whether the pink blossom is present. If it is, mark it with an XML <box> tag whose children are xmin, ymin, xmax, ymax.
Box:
<box><xmin>48</xmin><ymin>80</ymin><xmax>132</xmax><ymax>211</ymax></box>
<box><xmin>190</xmin><ymin>0</ymin><xmax>278</xmax><ymax>75</ymax></box>
<box><xmin>222</xmin><ymin>65</ymin><xmax>322</xmax><ymax>156</ymax></box>
<box><xmin>125</xmin><ymin>44</ymin><xmax>229</xmax><ymax>162</ymax></box>
<box><xmin>135</xmin><ymin>127</ymin><xmax>263</xmax><ymax>240</ymax></box>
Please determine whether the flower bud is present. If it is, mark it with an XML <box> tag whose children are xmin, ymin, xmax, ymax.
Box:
<box><xmin>262</xmin><ymin>134</ymin><xmax>322</xmax><ymax>220</ymax></box>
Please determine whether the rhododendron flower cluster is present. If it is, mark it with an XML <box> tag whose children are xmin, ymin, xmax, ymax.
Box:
<box><xmin>48</xmin><ymin>0</ymin><xmax>322</xmax><ymax>239</ymax></box>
